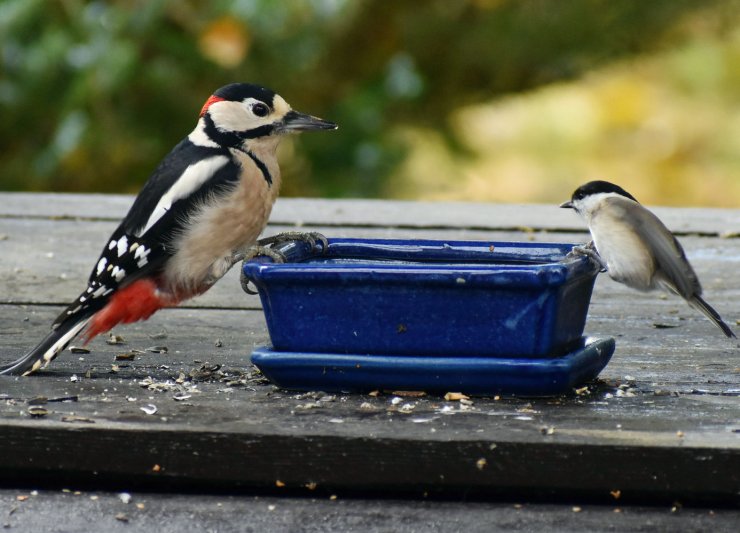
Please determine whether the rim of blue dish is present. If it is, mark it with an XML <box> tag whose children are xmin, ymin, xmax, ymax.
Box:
<box><xmin>242</xmin><ymin>238</ymin><xmax>600</xmax><ymax>288</ymax></box>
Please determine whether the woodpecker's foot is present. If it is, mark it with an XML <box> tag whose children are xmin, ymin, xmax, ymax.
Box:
<box><xmin>240</xmin><ymin>269</ymin><xmax>259</xmax><ymax>295</ymax></box>
<box><xmin>238</xmin><ymin>246</ymin><xmax>286</xmax><ymax>295</ymax></box>
<box><xmin>568</xmin><ymin>241</ymin><xmax>607</xmax><ymax>272</ymax></box>
<box><xmin>257</xmin><ymin>231</ymin><xmax>328</xmax><ymax>255</ymax></box>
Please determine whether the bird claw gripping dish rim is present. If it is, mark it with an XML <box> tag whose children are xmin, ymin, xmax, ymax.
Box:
<box><xmin>242</xmin><ymin>238</ymin><xmax>615</xmax><ymax>396</ymax></box>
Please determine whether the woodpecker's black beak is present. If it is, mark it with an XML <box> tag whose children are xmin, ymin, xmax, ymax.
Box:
<box><xmin>278</xmin><ymin>110</ymin><xmax>337</xmax><ymax>133</ymax></box>
<box><xmin>560</xmin><ymin>201</ymin><xmax>574</xmax><ymax>209</ymax></box>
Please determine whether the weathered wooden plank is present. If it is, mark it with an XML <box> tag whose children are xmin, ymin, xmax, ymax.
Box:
<box><xmin>1</xmin><ymin>193</ymin><xmax>738</xmax><ymax>235</ymax></box>
<box><xmin>2</xmin><ymin>490</ymin><xmax>738</xmax><ymax>533</ymax></box>
<box><xmin>0</xmin><ymin>420</ymin><xmax>738</xmax><ymax>505</ymax></box>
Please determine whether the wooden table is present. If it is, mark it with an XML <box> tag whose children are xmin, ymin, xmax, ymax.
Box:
<box><xmin>1</xmin><ymin>193</ymin><xmax>739</xmax><ymax>530</ymax></box>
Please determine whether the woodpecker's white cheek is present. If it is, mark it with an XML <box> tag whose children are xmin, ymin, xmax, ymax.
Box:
<box><xmin>209</xmin><ymin>100</ymin><xmax>279</xmax><ymax>132</ymax></box>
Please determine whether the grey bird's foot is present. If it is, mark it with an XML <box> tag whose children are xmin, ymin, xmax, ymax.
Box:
<box><xmin>257</xmin><ymin>231</ymin><xmax>329</xmax><ymax>255</ymax></box>
<box><xmin>568</xmin><ymin>241</ymin><xmax>607</xmax><ymax>272</ymax></box>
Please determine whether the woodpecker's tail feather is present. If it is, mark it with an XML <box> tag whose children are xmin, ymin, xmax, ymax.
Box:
<box><xmin>689</xmin><ymin>295</ymin><xmax>736</xmax><ymax>339</ymax></box>
<box><xmin>0</xmin><ymin>315</ymin><xmax>92</xmax><ymax>376</ymax></box>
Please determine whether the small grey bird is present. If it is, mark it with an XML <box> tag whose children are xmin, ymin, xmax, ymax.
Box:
<box><xmin>561</xmin><ymin>180</ymin><xmax>735</xmax><ymax>338</ymax></box>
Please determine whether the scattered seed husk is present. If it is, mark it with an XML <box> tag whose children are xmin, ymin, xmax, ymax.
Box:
<box><xmin>61</xmin><ymin>415</ymin><xmax>95</xmax><ymax>424</ymax></box>
<box><xmin>214</xmin><ymin>339</ymin><xmax>223</xmax><ymax>348</ymax></box>
<box><xmin>146</xmin><ymin>346</ymin><xmax>168</xmax><ymax>354</ymax></box>
<box><xmin>149</xmin><ymin>330</ymin><xmax>168</xmax><ymax>340</ymax></box>
<box><xmin>172</xmin><ymin>393</ymin><xmax>192</xmax><ymax>401</ymax></box>
<box><xmin>444</xmin><ymin>392</ymin><xmax>469</xmax><ymax>401</ymax></box>
<box><xmin>27</xmin><ymin>406</ymin><xmax>48</xmax><ymax>417</ymax></box>
<box><xmin>391</xmin><ymin>390</ymin><xmax>426</xmax><ymax>398</ymax></box>
<box><xmin>139</xmin><ymin>404</ymin><xmax>158</xmax><ymax>415</ymax></box>
<box><xmin>359</xmin><ymin>402</ymin><xmax>377</xmax><ymax>412</ymax></box>
<box><xmin>106</xmin><ymin>333</ymin><xmax>126</xmax><ymax>345</ymax></box>
<box><xmin>115</xmin><ymin>513</ymin><xmax>129</xmax><ymax>523</ymax></box>
<box><xmin>115</xmin><ymin>352</ymin><xmax>138</xmax><ymax>361</ymax></box>
<box><xmin>69</xmin><ymin>346</ymin><xmax>90</xmax><ymax>354</ymax></box>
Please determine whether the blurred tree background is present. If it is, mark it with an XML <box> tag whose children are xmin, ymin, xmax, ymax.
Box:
<box><xmin>2</xmin><ymin>0</ymin><xmax>740</xmax><ymax>206</ymax></box>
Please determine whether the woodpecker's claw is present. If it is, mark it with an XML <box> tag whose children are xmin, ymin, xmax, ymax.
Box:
<box><xmin>240</xmin><ymin>270</ymin><xmax>259</xmax><ymax>295</ymax></box>
<box><xmin>237</xmin><ymin>233</ymin><xmax>329</xmax><ymax>295</ymax></box>
<box><xmin>256</xmin><ymin>231</ymin><xmax>329</xmax><ymax>255</ymax></box>
<box><xmin>238</xmin><ymin>245</ymin><xmax>287</xmax><ymax>295</ymax></box>
<box><xmin>567</xmin><ymin>241</ymin><xmax>607</xmax><ymax>272</ymax></box>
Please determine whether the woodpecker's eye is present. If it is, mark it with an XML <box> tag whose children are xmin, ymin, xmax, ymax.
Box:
<box><xmin>252</xmin><ymin>103</ymin><xmax>270</xmax><ymax>117</ymax></box>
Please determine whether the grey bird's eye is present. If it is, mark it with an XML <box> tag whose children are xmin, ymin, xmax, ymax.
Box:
<box><xmin>252</xmin><ymin>103</ymin><xmax>270</xmax><ymax>117</ymax></box>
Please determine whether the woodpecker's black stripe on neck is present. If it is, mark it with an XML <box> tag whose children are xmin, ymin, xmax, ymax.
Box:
<box><xmin>245</xmin><ymin>150</ymin><xmax>272</xmax><ymax>186</ymax></box>
<box><xmin>201</xmin><ymin>114</ymin><xmax>273</xmax><ymax>186</ymax></box>
<box><xmin>203</xmin><ymin>114</ymin><xmax>242</xmax><ymax>148</ymax></box>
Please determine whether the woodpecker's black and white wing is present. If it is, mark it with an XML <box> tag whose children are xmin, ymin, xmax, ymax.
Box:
<box><xmin>0</xmin><ymin>140</ymin><xmax>244</xmax><ymax>375</ymax></box>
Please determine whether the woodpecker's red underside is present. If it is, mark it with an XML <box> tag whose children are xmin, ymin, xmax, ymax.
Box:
<box><xmin>83</xmin><ymin>278</ymin><xmax>173</xmax><ymax>343</ymax></box>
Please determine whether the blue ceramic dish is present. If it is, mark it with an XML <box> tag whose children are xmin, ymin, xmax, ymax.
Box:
<box><xmin>242</xmin><ymin>238</ymin><xmax>600</xmax><ymax>358</ymax></box>
<box><xmin>251</xmin><ymin>337</ymin><xmax>615</xmax><ymax>396</ymax></box>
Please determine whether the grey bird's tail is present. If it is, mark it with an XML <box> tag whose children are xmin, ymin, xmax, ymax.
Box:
<box><xmin>0</xmin><ymin>314</ymin><xmax>92</xmax><ymax>376</ymax></box>
<box><xmin>689</xmin><ymin>295</ymin><xmax>736</xmax><ymax>339</ymax></box>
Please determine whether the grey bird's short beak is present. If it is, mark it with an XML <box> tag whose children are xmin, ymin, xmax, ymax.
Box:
<box><xmin>560</xmin><ymin>201</ymin><xmax>574</xmax><ymax>209</ymax></box>
<box><xmin>279</xmin><ymin>110</ymin><xmax>338</xmax><ymax>133</ymax></box>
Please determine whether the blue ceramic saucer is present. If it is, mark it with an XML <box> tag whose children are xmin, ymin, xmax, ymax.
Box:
<box><xmin>250</xmin><ymin>337</ymin><xmax>615</xmax><ymax>397</ymax></box>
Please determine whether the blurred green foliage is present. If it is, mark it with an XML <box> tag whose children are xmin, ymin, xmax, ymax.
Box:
<box><xmin>1</xmin><ymin>0</ymin><xmax>738</xmax><ymax>205</ymax></box>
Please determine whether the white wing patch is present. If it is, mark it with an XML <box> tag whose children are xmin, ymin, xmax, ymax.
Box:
<box><xmin>136</xmin><ymin>155</ymin><xmax>229</xmax><ymax>237</ymax></box>
<box><xmin>96</xmin><ymin>257</ymin><xmax>108</xmax><ymax>276</ymax></box>
<box><xmin>134</xmin><ymin>244</ymin><xmax>151</xmax><ymax>267</ymax></box>
<box><xmin>111</xmin><ymin>266</ymin><xmax>126</xmax><ymax>281</ymax></box>
<box><xmin>116</xmin><ymin>235</ymin><xmax>129</xmax><ymax>257</ymax></box>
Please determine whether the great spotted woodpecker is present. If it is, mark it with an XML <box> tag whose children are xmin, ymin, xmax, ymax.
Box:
<box><xmin>1</xmin><ymin>83</ymin><xmax>337</xmax><ymax>376</ymax></box>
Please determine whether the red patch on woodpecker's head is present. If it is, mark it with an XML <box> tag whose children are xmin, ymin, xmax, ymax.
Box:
<box><xmin>200</xmin><ymin>95</ymin><xmax>226</xmax><ymax>117</ymax></box>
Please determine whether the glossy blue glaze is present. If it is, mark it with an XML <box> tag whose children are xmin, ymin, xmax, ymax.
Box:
<box><xmin>243</xmin><ymin>238</ymin><xmax>601</xmax><ymax>357</ymax></box>
<box><xmin>250</xmin><ymin>337</ymin><xmax>615</xmax><ymax>397</ymax></box>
